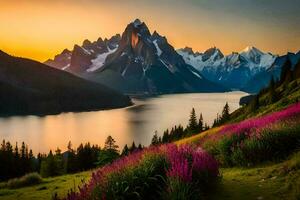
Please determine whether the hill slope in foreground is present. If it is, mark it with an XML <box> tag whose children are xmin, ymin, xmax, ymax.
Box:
<box><xmin>0</xmin><ymin>152</ymin><xmax>299</xmax><ymax>200</ymax></box>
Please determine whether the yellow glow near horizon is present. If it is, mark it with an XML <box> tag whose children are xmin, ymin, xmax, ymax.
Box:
<box><xmin>0</xmin><ymin>1</ymin><xmax>299</xmax><ymax>62</ymax></box>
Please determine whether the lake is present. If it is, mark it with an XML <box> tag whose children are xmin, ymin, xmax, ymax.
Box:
<box><xmin>0</xmin><ymin>91</ymin><xmax>247</xmax><ymax>154</ymax></box>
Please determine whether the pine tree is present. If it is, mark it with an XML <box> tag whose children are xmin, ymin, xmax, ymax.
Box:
<box><xmin>158</xmin><ymin>136</ymin><xmax>162</xmax><ymax>144</ymax></box>
<box><xmin>67</xmin><ymin>141</ymin><xmax>74</xmax><ymax>153</ymax></box>
<box><xmin>280</xmin><ymin>59</ymin><xmax>293</xmax><ymax>84</ymax></box>
<box><xmin>121</xmin><ymin>144</ymin><xmax>129</xmax><ymax>156</ymax></box>
<box><xmin>162</xmin><ymin>129</ymin><xmax>169</xmax><ymax>143</ymax></box>
<box><xmin>188</xmin><ymin>108</ymin><xmax>198</xmax><ymax>132</ymax></box>
<box><xmin>269</xmin><ymin>76</ymin><xmax>278</xmax><ymax>103</ymax></box>
<box><xmin>14</xmin><ymin>142</ymin><xmax>19</xmax><ymax>159</ymax></box>
<box><xmin>104</xmin><ymin>135</ymin><xmax>119</xmax><ymax>153</ymax></box>
<box><xmin>151</xmin><ymin>131</ymin><xmax>159</xmax><ymax>146</ymax></box>
<box><xmin>138</xmin><ymin>144</ymin><xmax>143</xmax><ymax>150</ymax></box>
<box><xmin>130</xmin><ymin>142</ymin><xmax>136</xmax><ymax>152</ymax></box>
<box><xmin>294</xmin><ymin>60</ymin><xmax>300</xmax><ymax>79</ymax></box>
<box><xmin>55</xmin><ymin>148</ymin><xmax>62</xmax><ymax>155</ymax></box>
<box><xmin>21</xmin><ymin>142</ymin><xmax>26</xmax><ymax>159</ymax></box>
<box><xmin>204</xmin><ymin>123</ymin><xmax>209</xmax><ymax>130</ymax></box>
<box><xmin>250</xmin><ymin>95</ymin><xmax>259</xmax><ymax>111</ymax></box>
<box><xmin>221</xmin><ymin>102</ymin><xmax>230</xmax><ymax>122</ymax></box>
<box><xmin>198</xmin><ymin>113</ymin><xmax>203</xmax><ymax>132</ymax></box>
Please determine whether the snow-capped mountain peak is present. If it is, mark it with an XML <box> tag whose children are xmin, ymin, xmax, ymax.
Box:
<box><xmin>177</xmin><ymin>46</ymin><xmax>278</xmax><ymax>89</ymax></box>
<box><xmin>241</xmin><ymin>46</ymin><xmax>263</xmax><ymax>54</ymax></box>
<box><xmin>240</xmin><ymin>46</ymin><xmax>266</xmax><ymax>64</ymax></box>
<box><xmin>179</xmin><ymin>47</ymin><xmax>195</xmax><ymax>55</ymax></box>
<box><xmin>44</xmin><ymin>19</ymin><xmax>228</xmax><ymax>94</ymax></box>
<box><xmin>202</xmin><ymin>47</ymin><xmax>224</xmax><ymax>62</ymax></box>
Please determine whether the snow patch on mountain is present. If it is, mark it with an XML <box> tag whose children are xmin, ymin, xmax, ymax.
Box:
<box><xmin>178</xmin><ymin>46</ymin><xmax>276</xmax><ymax>72</ymax></box>
<box><xmin>177</xmin><ymin>47</ymin><xmax>224</xmax><ymax>71</ymax></box>
<box><xmin>62</xmin><ymin>64</ymin><xmax>70</xmax><ymax>70</ymax></box>
<box><xmin>177</xmin><ymin>46</ymin><xmax>278</xmax><ymax>89</ymax></box>
<box><xmin>160</xmin><ymin>59</ymin><xmax>175</xmax><ymax>73</ymax></box>
<box><xmin>153</xmin><ymin>40</ymin><xmax>162</xmax><ymax>56</ymax></box>
<box><xmin>81</xmin><ymin>47</ymin><xmax>92</xmax><ymax>55</ymax></box>
<box><xmin>87</xmin><ymin>47</ymin><xmax>118</xmax><ymax>72</ymax></box>
<box><xmin>191</xmin><ymin>71</ymin><xmax>202</xmax><ymax>79</ymax></box>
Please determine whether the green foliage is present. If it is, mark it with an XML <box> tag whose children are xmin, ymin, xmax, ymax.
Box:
<box><xmin>188</xmin><ymin>108</ymin><xmax>198</xmax><ymax>132</ymax></box>
<box><xmin>151</xmin><ymin>131</ymin><xmax>160</xmax><ymax>146</ymax></box>
<box><xmin>40</xmin><ymin>150</ymin><xmax>64</xmax><ymax>178</ymax></box>
<box><xmin>222</xmin><ymin>102</ymin><xmax>230</xmax><ymax>121</ymax></box>
<box><xmin>213</xmin><ymin>102</ymin><xmax>231</xmax><ymax>127</ymax></box>
<box><xmin>165</xmin><ymin>178</ymin><xmax>195</xmax><ymax>200</ymax></box>
<box><xmin>6</xmin><ymin>173</ymin><xmax>42</xmax><ymax>189</ymax></box>
<box><xmin>236</xmin><ymin>126</ymin><xmax>300</xmax><ymax>165</ymax></box>
<box><xmin>268</xmin><ymin>76</ymin><xmax>279</xmax><ymax>104</ymax></box>
<box><xmin>104</xmin><ymin>135</ymin><xmax>119</xmax><ymax>153</ymax></box>
<box><xmin>122</xmin><ymin>142</ymin><xmax>143</xmax><ymax>155</ymax></box>
<box><xmin>248</xmin><ymin>95</ymin><xmax>259</xmax><ymax>112</ymax></box>
<box><xmin>76</xmin><ymin>143</ymin><xmax>100</xmax><ymax>171</ymax></box>
<box><xmin>212</xmin><ymin>133</ymin><xmax>247</xmax><ymax>166</ymax></box>
<box><xmin>121</xmin><ymin>144</ymin><xmax>129</xmax><ymax>156</ymax></box>
<box><xmin>280</xmin><ymin>59</ymin><xmax>293</xmax><ymax>84</ymax></box>
<box><xmin>96</xmin><ymin>150</ymin><xmax>119</xmax><ymax>167</ymax></box>
<box><xmin>198</xmin><ymin>113</ymin><xmax>204</xmax><ymax>132</ymax></box>
<box><xmin>208</xmin><ymin>124</ymin><xmax>300</xmax><ymax>167</ymax></box>
<box><xmin>94</xmin><ymin>154</ymin><xmax>168</xmax><ymax>200</ymax></box>
<box><xmin>130</xmin><ymin>142</ymin><xmax>138</xmax><ymax>153</ymax></box>
<box><xmin>154</xmin><ymin>109</ymin><xmax>207</xmax><ymax>145</ymax></box>
<box><xmin>230</xmin><ymin>77</ymin><xmax>300</xmax><ymax>124</ymax></box>
<box><xmin>0</xmin><ymin>141</ymin><xmax>37</xmax><ymax>181</ymax></box>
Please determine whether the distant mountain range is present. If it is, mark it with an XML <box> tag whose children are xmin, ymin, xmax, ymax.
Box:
<box><xmin>0</xmin><ymin>50</ymin><xmax>131</xmax><ymax>116</ymax></box>
<box><xmin>178</xmin><ymin>46</ymin><xmax>300</xmax><ymax>93</ymax></box>
<box><xmin>45</xmin><ymin>19</ymin><xmax>300</xmax><ymax>94</ymax></box>
<box><xmin>241</xmin><ymin>52</ymin><xmax>300</xmax><ymax>93</ymax></box>
<box><xmin>45</xmin><ymin>19</ymin><xmax>228</xmax><ymax>94</ymax></box>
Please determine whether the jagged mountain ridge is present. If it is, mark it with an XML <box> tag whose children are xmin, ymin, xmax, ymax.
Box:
<box><xmin>242</xmin><ymin>51</ymin><xmax>300</xmax><ymax>93</ymax></box>
<box><xmin>45</xmin><ymin>19</ymin><xmax>228</xmax><ymax>94</ymax></box>
<box><xmin>45</xmin><ymin>34</ymin><xmax>121</xmax><ymax>73</ymax></box>
<box><xmin>177</xmin><ymin>46</ymin><xmax>277</xmax><ymax>90</ymax></box>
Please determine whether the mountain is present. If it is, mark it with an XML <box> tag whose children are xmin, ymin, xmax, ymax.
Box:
<box><xmin>242</xmin><ymin>51</ymin><xmax>300</xmax><ymax>93</ymax></box>
<box><xmin>0</xmin><ymin>50</ymin><xmax>131</xmax><ymax>116</ymax></box>
<box><xmin>45</xmin><ymin>35</ymin><xmax>121</xmax><ymax>73</ymax></box>
<box><xmin>45</xmin><ymin>19</ymin><xmax>228</xmax><ymax>94</ymax></box>
<box><xmin>177</xmin><ymin>46</ymin><xmax>277</xmax><ymax>90</ymax></box>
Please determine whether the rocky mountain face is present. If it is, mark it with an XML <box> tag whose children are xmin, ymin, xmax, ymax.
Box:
<box><xmin>242</xmin><ymin>51</ymin><xmax>300</xmax><ymax>93</ymax></box>
<box><xmin>46</xmin><ymin>19</ymin><xmax>299</xmax><ymax>94</ymax></box>
<box><xmin>0</xmin><ymin>50</ymin><xmax>131</xmax><ymax>116</ymax></box>
<box><xmin>177</xmin><ymin>46</ymin><xmax>277</xmax><ymax>90</ymax></box>
<box><xmin>45</xmin><ymin>35</ymin><xmax>120</xmax><ymax>73</ymax></box>
<box><xmin>45</xmin><ymin>19</ymin><xmax>228</xmax><ymax>94</ymax></box>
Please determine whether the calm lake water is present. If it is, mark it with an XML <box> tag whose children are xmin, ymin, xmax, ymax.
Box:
<box><xmin>0</xmin><ymin>92</ymin><xmax>247</xmax><ymax>154</ymax></box>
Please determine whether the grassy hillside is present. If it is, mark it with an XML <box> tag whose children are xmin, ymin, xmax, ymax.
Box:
<box><xmin>212</xmin><ymin>152</ymin><xmax>300</xmax><ymax>200</ymax></box>
<box><xmin>230</xmin><ymin>79</ymin><xmax>300</xmax><ymax>123</ymax></box>
<box><xmin>0</xmin><ymin>152</ymin><xmax>299</xmax><ymax>200</ymax></box>
<box><xmin>0</xmin><ymin>171</ymin><xmax>91</xmax><ymax>200</ymax></box>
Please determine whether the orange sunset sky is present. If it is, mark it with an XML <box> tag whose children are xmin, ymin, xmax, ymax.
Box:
<box><xmin>0</xmin><ymin>0</ymin><xmax>299</xmax><ymax>62</ymax></box>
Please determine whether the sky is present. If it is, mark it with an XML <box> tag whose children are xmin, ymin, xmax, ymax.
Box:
<box><xmin>0</xmin><ymin>0</ymin><xmax>299</xmax><ymax>62</ymax></box>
